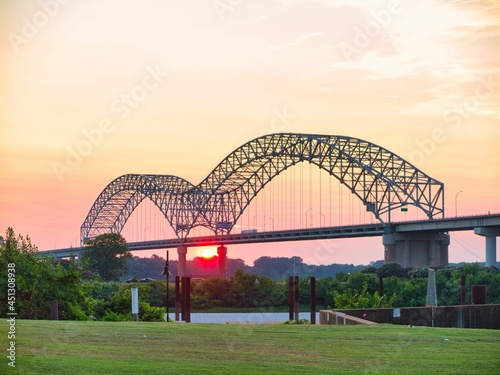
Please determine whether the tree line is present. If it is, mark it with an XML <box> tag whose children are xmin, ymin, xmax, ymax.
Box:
<box><xmin>1</xmin><ymin>228</ymin><xmax>499</xmax><ymax>322</ymax></box>
<box><xmin>124</xmin><ymin>254</ymin><xmax>384</xmax><ymax>281</ymax></box>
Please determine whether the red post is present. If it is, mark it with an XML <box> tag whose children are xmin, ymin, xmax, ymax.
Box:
<box><xmin>181</xmin><ymin>276</ymin><xmax>187</xmax><ymax>321</ymax></box>
<box><xmin>294</xmin><ymin>276</ymin><xmax>299</xmax><ymax>321</ymax></box>
<box><xmin>310</xmin><ymin>277</ymin><xmax>316</xmax><ymax>324</ymax></box>
<box><xmin>288</xmin><ymin>276</ymin><xmax>294</xmax><ymax>321</ymax></box>
<box><xmin>175</xmin><ymin>276</ymin><xmax>180</xmax><ymax>321</ymax></box>
<box><xmin>184</xmin><ymin>277</ymin><xmax>191</xmax><ymax>323</ymax></box>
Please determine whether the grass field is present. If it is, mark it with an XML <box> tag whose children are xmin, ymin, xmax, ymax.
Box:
<box><xmin>5</xmin><ymin>320</ymin><xmax>500</xmax><ymax>374</ymax></box>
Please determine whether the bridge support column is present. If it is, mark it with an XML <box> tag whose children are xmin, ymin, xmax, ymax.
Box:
<box><xmin>177</xmin><ymin>245</ymin><xmax>187</xmax><ymax>277</ymax></box>
<box><xmin>474</xmin><ymin>227</ymin><xmax>500</xmax><ymax>267</ymax></box>
<box><xmin>217</xmin><ymin>245</ymin><xmax>227</xmax><ymax>279</ymax></box>
<box><xmin>383</xmin><ymin>232</ymin><xmax>450</xmax><ymax>268</ymax></box>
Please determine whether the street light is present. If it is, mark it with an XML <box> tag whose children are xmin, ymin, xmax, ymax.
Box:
<box><xmin>455</xmin><ymin>191</ymin><xmax>463</xmax><ymax>217</ymax></box>
<box><xmin>266</xmin><ymin>217</ymin><xmax>274</xmax><ymax>231</ymax></box>
<box><xmin>319</xmin><ymin>212</ymin><xmax>325</xmax><ymax>227</ymax></box>
<box><xmin>305</xmin><ymin>208</ymin><xmax>312</xmax><ymax>228</ymax></box>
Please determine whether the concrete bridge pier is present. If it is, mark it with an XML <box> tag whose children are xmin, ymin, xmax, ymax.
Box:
<box><xmin>474</xmin><ymin>227</ymin><xmax>500</xmax><ymax>267</ymax></box>
<box><xmin>383</xmin><ymin>232</ymin><xmax>450</xmax><ymax>268</ymax></box>
<box><xmin>217</xmin><ymin>245</ymin><xmax>227</xmax><ymax>278</ymax></box>
<box><xmin>177</xmin><ymin>245</ymin><xmax>187</xmax><ymax>277</ymax></box>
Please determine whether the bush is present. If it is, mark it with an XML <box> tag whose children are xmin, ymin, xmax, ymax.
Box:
<box><xmin>138</xmin><ymin>301</ymin><xmax>164</xmax><ymax>322</ymax></box>
<box><xmin>283</xmin><ymin>319</ymin><xmax>310</xmax><ymax>325</ymax></box>
<box><xmin>100</xmin><ymin>310</ymin><xmax>129</xmax><ymax>321</ymax></box>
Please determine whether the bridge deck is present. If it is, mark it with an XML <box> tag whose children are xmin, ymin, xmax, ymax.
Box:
<box><xmin>42</xmin><ymin>213</ymin><xmax>500</xmax><ymax>257</ymax></box>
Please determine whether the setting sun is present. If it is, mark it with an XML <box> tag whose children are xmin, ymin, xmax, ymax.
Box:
<box><xmin>200</xmin><ymin>248</ymin><xmax>216</xmax><ymax>260</ymax></box>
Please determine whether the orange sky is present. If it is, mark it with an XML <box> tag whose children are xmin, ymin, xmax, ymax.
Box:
<box><xmin>1</xmin><ymin>0</ymin><xmax>499</xmax><ymax>266</ymax></box>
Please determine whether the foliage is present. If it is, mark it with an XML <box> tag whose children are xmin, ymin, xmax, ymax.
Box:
<box><xmin>347</xmin><ymin>272</ymin><xmax>378</xmax><ymax>294</ymax></box>
<box><xmin>0</xmin><ymin>227</ymin><xmax>89</xmax><ymax>320</ymax></box>
<box><xmin>3</xmin><ymin>226</ymin><xmax>499</xmax><ymax>322</ymax></box>
<box><xmin>283</xmin><ymin>318</ymin><xmax>310</xmax><ymax>324</ymax></box>
<box><xmin>190</xmin><ymin>270</ymin><xmax>287</xmax><ymax>310</ymax></box>
<box><xmin>313</xmin><ymin>277</ymin><xmax>340</xmax><ymax>306</ymax></box>
<box><xmin>82</xmin><ymin>233</ymin><xmax>131</xmax><ymax>281</ymax></box>
<box><xmin>124</xmin><ymin>254</ymin><xmax>379</xmax><ymax>280</ymax></box>
<box><xmin>89</xmin><ymin>282</ymin><xmax>166</xmax><ymax>322</ymax></box>
<box><xmin>100</xmin><ymin>309</ymin><xmax>130</xmax><ymax>322</ymax></box>
<box><xmin>377</xmin><ymin>262</ymin><xmax>408</xmax><ymax>278</ymax></box>
<box><xmin>252</xmin><ymin>256</ymin><xmax>368</xmax><ymax>279</ymax></box>
<box><xmin>125</xmin><ymin>255</ymin><xmax>169</xmax><ymax>280</ymax></box>
<box><xmin>332</xmin><ymin>283</ymin><xmax>397</xmax><ymax>309</ymax></box>
<box><xmin>381</xmin><ymin>276</ymin><xmax>427</xmax><ymax>307</ymax></box>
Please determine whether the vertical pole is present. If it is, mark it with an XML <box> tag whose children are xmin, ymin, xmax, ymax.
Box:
<box><xmin>426</xmin><ymin>268</ymin><xmax>437</xmax><ymax>327</ymax></box>
<box><xmin>461</xmin><ymin>275</ymin><xmax>466</xmax><ymax>305</ymax></box>
<box><xmin>181</xmin><ymin>276</ymin><xmax>186</xmax><ymax>322</ymax></box>
<box><xmin>294</xmin><ymin>276</ymin><xmax>299</xmax><ymax>321</ymax></box>
<box><xmin>378</xmin><ymin>274</ymin><xmax>384</xmax><ymax>305</ymax></box>
<box><xmin>165</xmin><ymin>251</ymin><xmax>170</xmax><ymax>322</ymax></box>
<box><xmin>175</xmin><ymin>276</ymin><xmax>180</xmax><ymax>321</ymax></box>
<box><xmin>177</xmin><ymin>245</ymin><xmax>187</xmax><ymax>277</ymax></box>
<box><xmin>288</xmin><ymin>276</ymin><xmax>294</xmax><ymax>321</ymax></box>
<box><xmin>217</xmin><ymin>245</ymin><xmax>227</xmax><ymax>279</ymax></box>
<box><xmin>310</xmin><ymin>277</ymin><xmax>316</xmax><ymax>325</ymax></box>
<box><xmin>459</xmin><ymin>275</ymin><xmax>466</xmax><ymax>328</ymax></box>
<box><xmin>185</xmin><ymin>277</ymin><xmax>191</xmax><ymax>323</ymax></box>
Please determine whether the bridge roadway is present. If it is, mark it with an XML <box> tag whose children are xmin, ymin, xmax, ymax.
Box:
<box><xmin>44</xmin><ymin>213</ymin><xmax>500</xmax><ymax>267</ymax></box>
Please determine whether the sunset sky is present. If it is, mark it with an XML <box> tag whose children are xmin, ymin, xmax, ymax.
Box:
<box><xmin>1</xmin><ymin>0</ymin><xmax>499</xmax><ymax>267</ymax></box>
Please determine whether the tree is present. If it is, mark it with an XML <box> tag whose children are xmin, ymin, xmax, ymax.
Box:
<box><xmin>82</xmin><ymin>233</ymin><xmax>131</xmax><ymax>281</ymax></box>
<box><xmin>0</xmin><ymin>227</ymin><xmax>88</xmax><ymax>320</ymax></box>
<box><xmin>229</xmin><ymin>269</ymin><xmax>260</xmax><ymax>307</ymax></box>
<box><xmin>332</xmin><ymin>283</ymin><xmax>397</xmax><ymax>309</ymax></box>
<box><xmin>377</xmin><ymin>262</ymin><xmax>408</xmax><ymax>278</ymax></box>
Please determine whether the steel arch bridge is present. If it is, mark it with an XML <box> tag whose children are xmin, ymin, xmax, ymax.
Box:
<box><xmin>80</xmin><ymin>133</ymin><xmax>444</xmax><ymax>242</ymax></box>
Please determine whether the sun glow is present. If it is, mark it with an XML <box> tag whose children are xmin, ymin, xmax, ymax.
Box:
<box><xmin>200</xmin><ymin>248</ymin><xmax>216</xmax><ymax>259</ymax></box>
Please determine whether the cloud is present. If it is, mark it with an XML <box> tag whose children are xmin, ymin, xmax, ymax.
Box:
<box><xmin>289</xmin><ymin>31</ymin><xmax>323</xmax><ymax>45</ymax></box>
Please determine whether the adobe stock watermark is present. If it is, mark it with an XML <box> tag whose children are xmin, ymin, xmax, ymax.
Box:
<box><xmin>7</xmin><ymin>0</ymin><xmax>72</xmax><ymax>54</ymax></box>
<box><xmin>304</xmin><ymin>238</ymin><xmax>338</xmax><ymax>266</ymax></box>
<box><xmin>6</xmin><ymin>263</ymin><xmax>16</xmax><ymax>368</ymax></box>
<box><xmin>258</xmin><ymin>107</ymin><xmax>296</xmax><ymax>137</ymax></box>
<box><xmin>408</xmin><ymin>75</ymin><xmax>497</xmax><ymax>166</ymax></box>
<box><xmin>337</xmin><ymin>0</ymin><xmax>403</xmax><ymax>61</ymax></box>
<box><xmin>213</xmin><ymin>0</ymin><xmax>244</xmax><ymax>21</ymax></box>
<box><xmin>51</xmin><ymin>64</ymin><xmax>168</xmax><ymax>182</ymax></box>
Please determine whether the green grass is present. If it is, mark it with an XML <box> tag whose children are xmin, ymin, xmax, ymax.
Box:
<box><xmin>4</xmin><ymin>320</ymin><xmax>500</xmax><ymax>374</ymax></box>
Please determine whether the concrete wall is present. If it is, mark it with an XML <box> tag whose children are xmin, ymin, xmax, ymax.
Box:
<box><xmin>319</xmin><ymin>310</ymin><xmax>378</xmax><ymax>326</ymax></box>
<box><xmin>320</xmin><ymin>304</ymin><xmax>500</xmax><ymax>329</ymax></box>
<box><xmin>383</xmin><ymin>232</ymin><xmax>450</xmax><ymax>268</ymax></box>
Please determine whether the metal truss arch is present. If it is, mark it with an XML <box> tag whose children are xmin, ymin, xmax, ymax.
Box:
<box><xmin>81</xmin><ymin>133</ymin><xmax>444</xmax><ymax>241</ymax></box>
<box><xmin>80</xmin><ymin>174</ymin><xmax>198</xmax><ymax>242</ymax></box>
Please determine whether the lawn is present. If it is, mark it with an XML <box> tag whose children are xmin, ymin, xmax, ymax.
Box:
<box><xmin>4</xmin><ymin>320</ymin><xmax>500</xmax><ymax>374</ymax></box>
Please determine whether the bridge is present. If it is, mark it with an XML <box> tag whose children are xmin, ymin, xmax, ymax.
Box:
<box><xmin>47</xmin><ymin>213</ymin><xmax>500</xmax><ymax>271</ymax></box>
<box><xmin>43</xmin><ymin>133</ymin><xmax>499</xmax><ymax>275</ymax></box>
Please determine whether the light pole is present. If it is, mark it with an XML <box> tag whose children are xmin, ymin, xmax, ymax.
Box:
<box><xmin>319</xmin><ymin>212</ymin><xmax>325</xmax><ymax>227</ymax></box>
<box><xmin>267</xmin><ymin>217</ymin><xmax>274</xmax><ymax>231</ymax></box>
<box><xmin>305</xmin><ymin>208</ymin><xmax>312</xmax><ymax>228</ymax></box>
<box><xmin>455</xmin><ymin>191</ymin><xmax>463</xmax><ymax>217</ymax></box>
